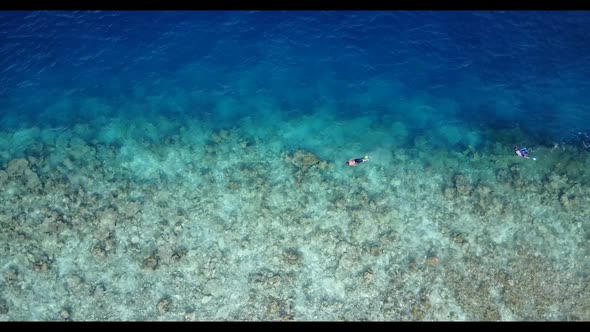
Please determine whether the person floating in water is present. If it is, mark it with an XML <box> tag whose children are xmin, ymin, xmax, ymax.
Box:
<box><xmin>346</xmin><ymin>155</ymin><xmax>369</xmax><ymax>166</ymax></box>
<box><xmin>514</xmin><ymin>145</ymin><xmax>536</xmax><ymax>160</ymax></box>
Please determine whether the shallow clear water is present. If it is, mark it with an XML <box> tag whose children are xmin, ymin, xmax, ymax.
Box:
<box><xmin>0</xmin><ymin>11</ymin><xmax>588</xmax><ymax>321</ymax></box>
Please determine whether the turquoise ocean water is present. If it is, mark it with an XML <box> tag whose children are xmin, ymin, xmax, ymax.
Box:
<box><xmin>0</xmin><ymin>11</ymin><xmax>588</xmax><ymax>320</ymax></box>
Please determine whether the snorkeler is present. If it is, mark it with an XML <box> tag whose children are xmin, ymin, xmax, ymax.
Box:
<box><xmin>346</xmin><ymin>155</ymin><xmax>369</xmax><ymax>166</ymax></box>
<box><xmin>514</xmin><ymin>145</ymin><xmax>537</xmax><ymax>160</ymax></box>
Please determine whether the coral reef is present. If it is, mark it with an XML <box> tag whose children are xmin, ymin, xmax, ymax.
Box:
<box><xmin>284</xmin><ymin>149</ymin><xmax>329</xmax><ymax>185</ymax></box>
<box><xmin>0</xmin><ymin>118</ymin><xmax>588</xmax><ymax>321</ymax></box>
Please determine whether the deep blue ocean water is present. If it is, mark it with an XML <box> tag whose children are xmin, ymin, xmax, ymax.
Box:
<box><xmin>0</xmin><ymin>11</ymin><xmax>589</xmax><ymax>321</ymax></box>
<box><xmin>2</xmin><ymin>11</ymin><xmax>590</xmax><ymax>143</ymax></box>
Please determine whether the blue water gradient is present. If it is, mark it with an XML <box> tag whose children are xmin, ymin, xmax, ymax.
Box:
<box><xmin>1</xmin><ymin>11</ymin><xmax>589</xmax><ymax>142</ymax></box>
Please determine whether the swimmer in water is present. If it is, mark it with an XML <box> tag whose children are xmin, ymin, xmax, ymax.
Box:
<box><xmin>346</xmin><ymin>155</ymin><xmax>369</xmax><ymax>166</ymax></box>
